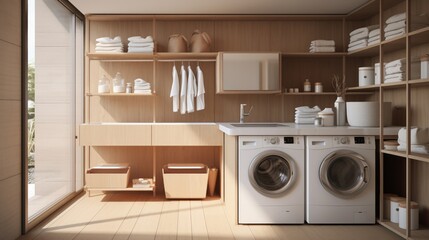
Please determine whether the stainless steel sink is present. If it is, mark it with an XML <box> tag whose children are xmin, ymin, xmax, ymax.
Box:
<box><xmin>230</xmin><ymin>123</ymin><xmax>289</xmax><ymax>127</ymax></box>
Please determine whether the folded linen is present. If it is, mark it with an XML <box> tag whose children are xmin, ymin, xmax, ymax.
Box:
<box><xmin>96</xmin><ymin>36</ymin><xmax>122</xmax><ymax>44</ymax></box>
<box><xmin>397</xmin><ymin>144</ymin><xmax>429</xmax><ymax>154</ymax></box>
<box><xmin>398</xmin><ymin>127</ymin><xmax>429</xmax><ymax>145</ymax></box>
<box><xmin>309</xmin><ymin>46</ymin><xmax>335</xmax><ymax>53</ymax></box>
<box><xmin>295</xmin><ymin>118</ymin><xmax>316</xmax><ymax>124</ymax></box>
<box><xmin>128</xmin><ymin>48</ymin><xmax>153</xmax><ymax>53</ymax></box>
<box><xmin>368</xmin><ymin>39</ymin><xmax>380</xmax><ymax>46</ymax></box>
<box><xmin>310</xmin><ymin>40</ymin><xmax>335</xmax><ymax>46</ymax></box>
<box><xmin>348</xmin><ymin>39</ymin><xmax>368</xmax><ymax>48</ymax></box>
<box><xmin>295</xmin><ymin>114</ymin><xmax>318</xmax><ymax>118</ymax></box>
<box><xmin>386</xmin><ymin>12</ymin><xmax>406</xmax><ymax>24</ymax></box>
<box><xmin>385</xmin><ymin>33</ymin><xmax>406</xmax><ymax>40</ymax></box>
<box><xmin>295</xmin><ymin>106</ymin><xmax>321</xmax><ymax>113</ymax></box>
<box><xmin>128</xmin><ymin>42</ymin><xmax>154</xmax><ymax>48</ymax></box>
<box><xmin>385</xmin><ymin>58</ymin><xmax>406</xmax><ymax>68</ymax></box>
<box><xmin>384</xmin><ymin>78</ymin><xmax>404</xmax><ymax>83</ymax></box>
<box><xmin>348</xmin><ymin>43</ymin><xmax>367</xmax><ymax>52</ymax></box>
<box><xmin>385</xmin><ymin>20</ymin><xmax>406</xmax><ymax>32</ymax></box>
<box><xmin>96</xmin><ymin>43</ymin><xmax>123</xmax><ymax>47</ymax></box>
<box><xmin>134</xmin><ymin>89</ymin><xmax>152</xmax><ymax>94</ymax></box>
<box><xmin>134</xmin><ymin>86</ymin><xmax>151</xmax><ymax>90</ymax></box>
<box><xmin>349</xmin><ymin>25</ymin><xmax>379</xmax><ymax>36</ymax></box>
<box><xmin>128</xmin><ymin>36</ymin><xmax>153</xmax><ymax>43</ymax></box>
<box><xmin>95</xmin><ymin>47</ymin><xmax>123</xmax><ymax>53</ymax></box>
<box><xmin>295</xmin><ymin>111</ymin><xmax>319</xmax><ymax>116</ymax></box>
<box><xmin>385</xmin><ymin>72</ymin><xmax>405</xmax><ymax>80</ymax></box>
<box><xmin>368</xmin><ymin>35</ymin><xmax>380</xmax><ymax>42</ymax></box>
<box><xmin>350</xmin><ymin>31</ymin><xmax>369</xmax><ymax>43</ymax></box>
<box><xmin>385</xmin><ymin>65</ymin><xmax>405</xmax><ymax>75</ymax></box>
<box><xmin>369</xmin><ymin>28</ymin><xmax>380</xmax><ymax>38</ymax></box>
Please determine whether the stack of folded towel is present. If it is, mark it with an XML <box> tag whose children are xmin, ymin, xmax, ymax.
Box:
<box><xmin>368</xmin><ymin>28</ymin><xmax>381</xmax><ymax>46</ymax></box>
<box><xmin>128</xmin><ymin>36</ymin><xmax>154</xmax><ymax>53</ymax></box>
<box><xmin>397</xmin><ymin>127</ymin><xmax>429</xmax><ymax>154</ymax></box>
<box><xmin>133</xmin><ymin>78</ymin><xmax>151</xmax><ymax>94</ymax></box>
<box><xmin>384</xmin><ymin>58</ymin><xmax>406</xmax><ymax>83</ymax></box>
<box><xmin>295</xmin><ymin>106</ymin><xmax>321</xmax><ymax>124</ymax></box>
<box><xmin>309</xmin><ymin>40</ymin><xmax>335</xmax><ymax>53</ymax></box>
<box><xmin>385</xmin><ymin>13</ymin><xmax>406</xmax><ymax>40</ymax></box>
<box><xmin>95</xmin><ymin>36</ymin><xmax>123</xmax><ymax>53</ymax></box>
<box><xmin>348</xmin><ymin>25</ymin><xmax>379</xmax><ymax>52</ymax></box>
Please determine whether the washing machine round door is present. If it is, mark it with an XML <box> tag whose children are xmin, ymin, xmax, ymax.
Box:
<box><xmin>249</xmin><ymin>150</ymin><xmax>296</xmax><ymax>196</ymax></box>
<box><xmin>319</xmin><ymin>150</ymin><xmax>370</xmax><ymax>197</ymax></box>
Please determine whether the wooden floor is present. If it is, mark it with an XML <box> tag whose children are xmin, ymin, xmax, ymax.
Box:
<box><xmin>20</xmin><ymin>192</ymin><xmax>403</xmax><ymax>240</ymax></box>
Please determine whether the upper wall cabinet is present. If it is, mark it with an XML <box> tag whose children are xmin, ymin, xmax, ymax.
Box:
<box><xmin>216</xmin><ymin>52</ymin><xmax>281</xmax><ymax>94</ymax></box>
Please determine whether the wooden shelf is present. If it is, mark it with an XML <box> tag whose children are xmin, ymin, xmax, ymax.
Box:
<box><xmin>283</xmin><ymin>91</ymin><xmax>372</xmax><ymax>96</ymax></box>
<box><xmin>347</xmin><ymin>85</ymin><xmax>380</xmax><ymax>91</ymax></box>
<box><xmin>377</xmin><ymin>220</ymin><xmax>407</xmax><ymax>239</ymax></box>
<box><xmin>282</xmin><ymin>52</ymin><xmax>347</xmax><ymax>58</ymax></box>
<box><xmin>409</xmin><ymin>153</ymin><xmax>429</xmax><ymax>163</ymax></box>
<box><xmin>86</xmin><ymin>93</ymin><xmax>155</xmax><ymax>97</ymax></box>
<box><xmin>381</xmin><ymin>35</ymin><xmax>406</xmax><ymax>54</ymax></box>
<box><xmin>382</xmin><ymin>149</ymin><xmax>407</xmax><ymax>158</ymax></box>
<box><xmin>156</xmin><ymin>52</ymin><xmax>218</xmax><ymax>60</ymax></box>
<box><xmin>380</xmin><ymin>81</ymin><xmax>406</xmax><ymax>89</ymax></box>
<box><xmin>408</xmin><ymin>78</ymin><xmax>429</xmax><ymax>86</ymax></box>
<box><xmin>87</xmin><ymin>52</ymin><xmax>155</xmax><ymax>61</ymax></box>
<box><xmin>347</xmin><ymin>44</ymin><xmax>379</xmax><ymax>57</ymax></box>
<box><xmin>409</xmin><ymin>26</ymin><xmax>429</xmax><ymax>47</ymax></box>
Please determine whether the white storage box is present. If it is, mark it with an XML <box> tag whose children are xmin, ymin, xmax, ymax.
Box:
<box><xmin>421</xmin><ymin>55</ymin><xmax>429</xmax><ymax>79</ymax></box>
<box><xmin>359</xmin><ymin>67</ymin><xmax>375</xmax><ymax>86</ymax></box>
<box><xmin>86</xmin><ymin>164</ymin><xmax>130</xmax><ymax>189</ymax></box>
<box><xmin>162</xmin><ymin>163</ymin><xmax>208</xmax><ymax>199</ymax></box>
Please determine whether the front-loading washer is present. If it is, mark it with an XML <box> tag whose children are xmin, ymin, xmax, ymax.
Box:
<box><xmin>306</xmin><ymin>136</ymin><xmax>376</xmax><ymax>224</ymax></box>
<box><xmin>238</xmin><ymin>135</ymin><xmax>305</xmax><ymax>224</ymax></box>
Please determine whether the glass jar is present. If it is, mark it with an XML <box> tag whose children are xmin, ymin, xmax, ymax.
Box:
<box><xmin>97</xmin><ymin>75</ymin><xmax>110</xmax><ymax>93</ymax></box>
<box><xmin>112</xmin><ymin>72</ymin><xmax>125</xmax><ymax>93</ymax></box>
<box><xmin>315</xmin><ymin>82</ymin><xmax>323</xmax><ymax>93</ymax></box>
<box><xmin>126</xmin><ymin>83</ymin><xmax>133</xmax><ymax>93</ymax></box>
<box><xmin>304</xmin><ymin>79</ymin><xmax>311</xmax><ymax>92</ymax></box>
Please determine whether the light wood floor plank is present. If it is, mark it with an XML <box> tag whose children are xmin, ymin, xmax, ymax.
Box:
<box><xmin>128</xmin><ymin>201</ymin><xmax>163</xmax><ymax>240</ymax></box>
<box><xmin>33</xmin><ymin>193</ymin><xmax>112</xmax><ymax>240</ymax></box>
<box><xmin>271</xmin><ymin>225</ymin><xmax>313</xmax><ymax>240</ymax></box>
<box><xmin>177</xmin><ymin>201</ymin><xmax>192</xmax><ymax>240</ymax></box>
<box><xmin>249</xmin><ymin>225</ymin><xmax>279</xmax><ymax>240</ymax></box>
<box><xmin>155</xmin><ymin>201</ymin><xmax>179</xmax><ymax>240</ymax></box>
<box><xmin>222</xmin><ymin>202</ymin><xmax>254</xmax><ymax>240</ymax></box>
<box><xmin>74</xmin><ymin>193</ymin><xmax>138</xmax><ymax>240</ymax></box>
<box><xmin>202</xmin><ymin>200</ymin><xmax>234</xmax><ymax>240</ymax></box>
<box><xmin>190</xmin><ymin>201</ymin><xmax>209</xmax><ymax>240</ymax></box>
<box><xmin>112</xmin><ymin>194</ymin><xmax>146</xmax><ymax>240</ymax></box>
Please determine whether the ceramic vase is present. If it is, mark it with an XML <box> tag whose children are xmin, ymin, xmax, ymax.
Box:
<box><xmin>335</xmin><ymin>97</ymin><xmax>346</xmax><ymax>126</ymax></box>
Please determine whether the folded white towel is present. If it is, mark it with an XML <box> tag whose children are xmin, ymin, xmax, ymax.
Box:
<box><xmin>295</xmin><ymin>114</ymin><xmax>318</xmax><ymax>118</ymax></box>
<box><xmin>350</xmin><ymin>31</ymin><xmax>369</xmax><ymax>43</ymax></box>
<box><xmin>128</xmin><ymin>42</ymin><xmax>154</xmax><ymax>48</ymax></box>
<box><xmin>180</xmin><ymin>65</ymin><xmax>187</xmax><ymax>115</ymax></box>
<box><xmin>385</xmin><ymin>20</ymin><xmax>406</xmax><ymax>32</ymax></box>
<box><xmin>398</xmin><ymin>127</ymin><xmax>429</xmax><ymax>145</ymax></box>
<box><xmin>128</xmin><ymin>36</ymin><xmax>153</xmax><ymax>43</ymax></box>
<box><xmin>95</xmin><ymin>46</ymin><xmax>123</xmax><ymax>51</ymax></box>
<box><xmin>348</xmin><ymin>43</ymin><xmax>367</xmax><ymax>52</ymax></box>
<box><xmin>295</xmin><ymin>118</ymin><xmax>316</xmax><ymax>124</ymax></box>
<box><xmin>309</xmin><ymin>46</ymin><xmax>335</xmax><ymax>53</ymax></box>
<box><xmin>397</xmin><ymin>144</ymin><xmax>429</xmax><ymax>154</ymax></box>
<box><xmin>369</xmin><ymin>28</ymin><xmax>380</xmax><ymax>38</ymax></box>
<box><xmin>385</xmin><ymin>65</ymin><xmax>405</xmax><ymax>75</ymax></box>
<box><xmin>134</xmin><ymin>89</ymin><xmax>152</xmax><ymax>94</ymax></box>
<box><xmin>385</xmin><ymin>58</ymin><xmax>406</xmax><ymax>68</ymax></box>
<box><xmin>385</xmin><ymin>72</ymin><xmax>405</xmax><ymax>80</ymax></box>
<box><xmin>385</xmin><ymin>28</ymin><xmax>406</xmax><ymax>40</ymax></box>
<box><xmin>134</xmin><ymin>86</ymin><xmax>151</xmax><ymax>90</ymax></box>
<box><xmin>348</xmin><ymin>39</ymin><xmax>368</xmax><ymax>48</ymax></box>
<box><xmin>386</xmin><ymin>12</ymin><xmax>406</xmax><ymax>24</ymax></box>
<box><xmin>295</xmin><ymin>111</ymin><xmax>318</xmax><ymax>115</ymax></box>
<box><xmin>295</xmin><ymin>106</ymin><xmax>321</xmax><ymax>113</ymax></box>
<box><xmin>170</xmin><ymin>65</ymin><xmax>180</xmax><ymax>113</ymax></box>
<box><xmin>96</xmin><ymin>36</ymin><xmax>122</xmax><ymax>44</ymax></box>
<box><xmin>134</xmin><ymin>78</ymin><xmax>148</xmax><ymax>84</ymax></box>
<box><xmin>310</xmin><ymin>40</ymin><xmax>335</xmax><ymax>47</ymax></box>
<box><xmin>95</xmin><ymin>49</ymin><xmax>124</xmax><ymax>53</ymax></box>
<box><xmin>349</xmin><ymin>25</ymin><xmax>379</xmax><ymax>36</ymax></box>
<box><xmin>128</xmin><ymin>47</ymin><xmax>154</xmax><ymax>53</ymax></box>
<box><xmin>368</xmin><ymin>39</ymin><xmax>380</xmax><ymax>46</ymax></box>
<box><xmin>96</xmin><ymin>43</ymin><xmax>123</xmax><ymax>47</ymax></box>
<box><xmin>368</xmin><ymin>35</ymin><xmax>380</xmax><ymax>42</ymax></box>
<box><xmin>196</xmin><ymin>66</ymin><xmax>205</xmax><ymax>111</ymax></box>
<box><xmin>186</xmin><ymin>66</ymin><xmax>197</xmax><ymax>113</ymax></box>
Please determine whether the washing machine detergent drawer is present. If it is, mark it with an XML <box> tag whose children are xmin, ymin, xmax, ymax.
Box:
<box><xmin>239</xmin><ymin>204</ymin><xmax>304</xmax><ymax>224</ymax></box>
<box><xmin>306</xmin><ymin>205</ymin><xmax>375</xmax><ymax>224</ymax></box>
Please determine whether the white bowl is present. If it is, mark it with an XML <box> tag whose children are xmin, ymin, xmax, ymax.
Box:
<box><xmin>346</xmin><ymin>102</ymin><xmax>392</xmax><ymax>127</ymax></box>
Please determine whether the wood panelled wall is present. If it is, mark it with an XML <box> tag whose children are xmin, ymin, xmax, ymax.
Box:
<box><xmin>0</xmin><ymin>0</ymin><xmax>22</xmax><ymax>239</ymax></box>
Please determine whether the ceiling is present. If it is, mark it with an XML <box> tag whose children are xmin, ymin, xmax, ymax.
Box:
<box><xmin>69</xmin><ymin>0</ymin><xmax>370</xmax><ymax>15</ymax></box>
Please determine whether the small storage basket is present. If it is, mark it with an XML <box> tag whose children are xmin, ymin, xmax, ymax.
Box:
<box><xmin>162</xmin><ymin>163</ymin><xmax>208</xmax><ymax>199</ymax></box>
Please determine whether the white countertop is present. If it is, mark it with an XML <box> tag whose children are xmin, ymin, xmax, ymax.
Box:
<box><xmin>218</xmin><ymin>123</ymin><xmax>402</xmax><ymax>136</ymax></box>
<box><xmin>81</xmin><ymin>122</ymin><xmax>217</xmax><ymax>126</ymax></box>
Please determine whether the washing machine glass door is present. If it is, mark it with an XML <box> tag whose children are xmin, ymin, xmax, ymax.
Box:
<box><xmin>249</xmin><ymin>150</ymin><xmax>296</xmax><ymax>196</ymax></box>
<box><xmin>319</xmin><ymin>150</ymin><xmax>370</xmax><ymax>197</ymax></box>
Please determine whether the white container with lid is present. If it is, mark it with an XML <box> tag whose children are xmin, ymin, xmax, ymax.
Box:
<box><xmin>304</xmin><ymin>79</ymin><xmax>311</xmax><ymax>92</ymax></box>
<box><xmin>421</xmin><ymin>55</ymin><xmax>429</xmax><ymax>79</ymax></box>
<box><xmin>97</xmin><ymin>75</ymin><xmax>110</xmax><ymax>93</ymax></box>
<box><xmin>314</xmin><ymin>82</ymin><xmax>323</xmax><ymax>93</ymax></box>
<box><xmin>374</xmin><ymin>63</ymin><xmax>381</xmax><ymax>85</ymax></box>
<box><xmin>383</xmin><ymin>193</ymin><xmax>398</xmax><ymax>220</ymax></box>
<box><xmin>390</xmin><ymin>196</ymin><xmax>406</xmax><ymax>223</ymax></box>
<box><xmin>318</xmin><ymin>108</ymin><xmax>334</xmax><ymax>127</ymax></box>
<box><xmin>399</xmin><ymin>201</ymin><xmax>419</xmax><ymax>230</ymax></box>
<box><xmin>359</xmin><ymin>67</ymin><xmax>375</xmax><ymax>86</ymax></box>
<box><xmin>112</xmin><ymin>72</ymin><xmax>125</xmax><ymax>93</ymax></box>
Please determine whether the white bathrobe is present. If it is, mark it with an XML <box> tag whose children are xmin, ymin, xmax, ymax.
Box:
<box><xmin>186</xmin><ymin>66</ymin><xmax>197</xmax><ymax>113</ymax></box>
<box><xmin>180</xmin><ymin>65</ymin><xmax>187</xmax><ymax>115</ymax></box>
<box><xmin>170</xmin><ymin>65</ymin><xmax>180</xmax><ymax>112</ymax></box>
<box><xmin>196</xmin><ymin>66</ymin><xmax>205</xmax><ymax>111</ymax></box>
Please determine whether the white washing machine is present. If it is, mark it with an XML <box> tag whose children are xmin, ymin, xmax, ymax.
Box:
<box><xmin>306</xmin><ymin>136</ymin><xmax>376</xmax><ymax>224</ymax></box>
<box><xmin>238</xmin><ymin>136</ymin><xmax>305</xmax><ymax>224</ymax></box>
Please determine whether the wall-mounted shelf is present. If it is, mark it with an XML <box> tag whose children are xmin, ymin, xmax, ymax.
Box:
<box><xmin>409</xmin><ymin>79</ymin><xmax>429</xmax><ymax>86</ymax></box>
<box><xmin>377</xmin><ymin>220</ymin><xmax>407</xmax><ymax>239</ymax></box>
<box><xmin>86</xmin><ymin>93</ymin><xmax>155</xmax><ymax>97</ymax></box>
<box><xmin>283</xmin><ymin>92</ymin><xmax>372</xmax><ymax>96</ymax></box>
<box><xmin>380</xmin><ymin>81</ymin><xmax>406</xmax><ymax>89</ymax></box>
<box><xmin>347</xmin><ymin>44</ymin><xmax>379</xmax><ymax>57</ymax></box>
<box><xmin>87</xmin><ymin>52</ymin><xmax>218</xmax><ymax>62</ymax></box>
<box><xmin>381</xmin><ymin>149</ymin><xmax>407</xmax><ymax>158</ymax></box>
<box><xmin>347</xmin><ymin>85</ymin><xmax>380</xmax><ymax>91</ymax></box>
<box><xmin>87</xmin><ymin>53</ymin><xmax>155</xmax><ymax>61</ymax></box>
<box><xmin>409</xmin><ymin>27</ymin><xmax>429</xmax><ymax>46</ymax></box>
<box><xmin>381</xmin><ymin>36</ymin><xmax>406</xmax><ymax>53</ymax></box>
<box><xmin>282</xmin><ymin>52</ymin><xmax>347</xmax><ymax>58</ymax></box>
<box><xmin>409</xmin><ymin>153</ymin><xmax>429</xmax><ymax>164</ymax></box>
<box><xmin>156</xmin><ymin>52</ymin><xmax>218</xmax><ymax>61</ymax></box>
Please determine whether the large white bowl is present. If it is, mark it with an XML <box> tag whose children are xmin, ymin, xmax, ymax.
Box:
<box><xmin>346</xmin><ymin>102</ymin><xmax>392</xmax><ymax>127</ymax></box>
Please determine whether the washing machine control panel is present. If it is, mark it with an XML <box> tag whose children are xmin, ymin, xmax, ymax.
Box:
<box><xmin>333</xmin><ymin>136</ymin><xmax>372</xmax><ymax>146</ymax></box>
<box><xmin>263</xmin><ymin>136</ymin><xmax>299</xmax><ymax>145</ymax></box>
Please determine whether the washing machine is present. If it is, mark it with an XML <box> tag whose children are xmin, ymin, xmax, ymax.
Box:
<box><xmin>306</xmin><ymin>136</ymin><xmax>376</xmax><ymax>224</ymax></box>
<box><xmin>238</xmin><ymin>135</ymin><xmax>305</xmax><ymax>224</ymax></box>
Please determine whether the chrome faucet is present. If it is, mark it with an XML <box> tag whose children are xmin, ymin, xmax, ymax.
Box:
<box><xmin>240</xmin><ymin>104</ymin><xmax>253</xmax><ymax>123</ymax></box>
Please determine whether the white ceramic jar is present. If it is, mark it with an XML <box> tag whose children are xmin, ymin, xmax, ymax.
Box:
<box><xmin>383</xmin><ymin>193</ymin><xmax>398</xmax><ymax>220</ymax></box>
<box><xmin>421</xmin><ymin>55</ymin><xmax>429</xmax><ymax>79</ymax></box>
<box><xmin>374</xmin><ymin>63</ymin><xmax>381</xmax><ymax>85</ymax></box>
<box><xmin>390</xmin><ymin>196</ymin><xmax>406</xmax><ymax>223</ymax></box>
<box><xmin>359</xmin><ymin>67</ymin><xmax>375</xmax><ymax>86</ymax></box>
<box><xmin>318</xmin><ymin>108</ymin><xmax>334</xmax><ymax>127</ymax></box>
<box><xmin>97</xmin><ymin>75</ymin><xmax>110</xmax><ymax>93</ymax></box>
<box><xmin>399</xmin><ymin>201</ymin><xmax>419</xmax><ymax>230</ymax></box>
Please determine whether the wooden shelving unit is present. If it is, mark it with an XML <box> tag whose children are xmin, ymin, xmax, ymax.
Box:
<box><xmin>281</xmin><ymin>52</ymin><xmax>347</xmax><ymax>57</ymax></box>
<box><xmin>378</xmin><ymin>220</ymin><xmax>407</xmax><ymax>239</ymax></box>
<box><xmin>381</xmin><ymin>149</ymin><xmax>408</xmax><ymax>158</ymax></box>
<box><xmin>86</xmin><ymin>93</ymin><xmax>155</xmax><ymax>97</ymax></box>
<box><xmin>283</xmin><ymin>92</ymin><xmax>372</xmax><ymax>96</ymax></box>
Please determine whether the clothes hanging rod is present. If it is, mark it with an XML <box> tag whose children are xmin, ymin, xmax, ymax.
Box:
<box><xmin>98</xmin><ymin>59</ymin><xmax>155</xmax><ymax>63</ymax></box>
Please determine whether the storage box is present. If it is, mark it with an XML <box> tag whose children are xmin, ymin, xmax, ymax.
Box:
<box><xmin>162</xmin><ymin>163</ymin><xmax>208</xmax><ymax>199</ymax></box>
<box><xmin>359</xmin><ymin>67</ymin><xmax>375</xmax><ymax>86</ymax></box>
<box><xmin>421</xmin><ymin>55</ymin><xmax>429</xmax><ymax>79</ymax></box>
<box><xmin>86</xmin><ymin>164</ymin><xmax>130</xmax><ymax>189</ymax></box>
